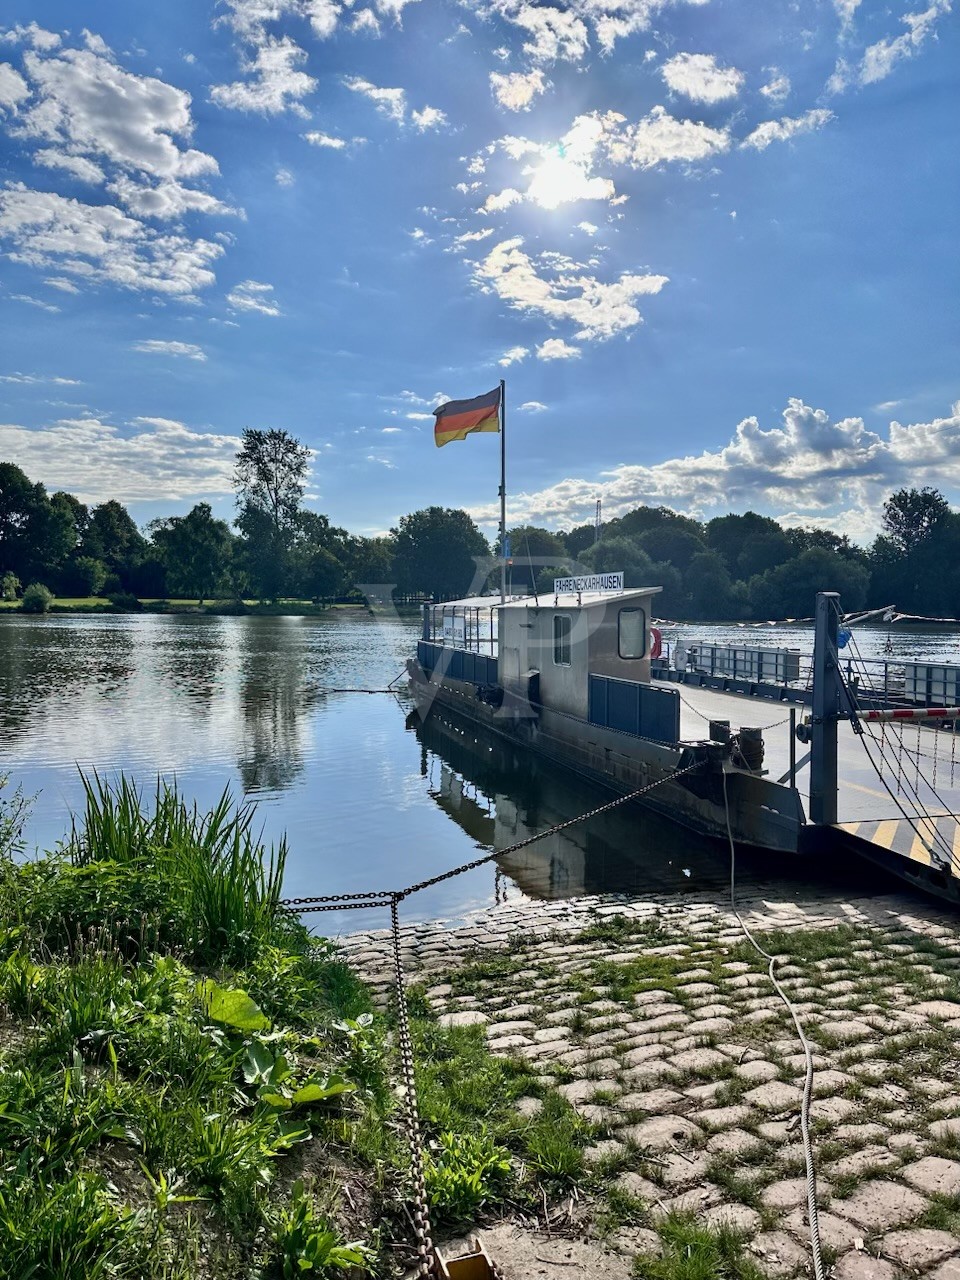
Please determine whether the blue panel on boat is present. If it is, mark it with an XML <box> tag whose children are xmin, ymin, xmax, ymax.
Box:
<box><xmin>588</xmin><ymin>674</ymin><xmax>680</xmax><ymax>743</ymax></box>
<box><xmin>416</xmin><ymin>642</ymin><xmax>498</xmax><ymax>687</ymax></box>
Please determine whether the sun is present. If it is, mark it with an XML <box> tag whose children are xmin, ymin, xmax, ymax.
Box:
<box><xmin>526</xmin><ymin>145</ymin><xmax>616</xmax><ymax>210</ymax></box>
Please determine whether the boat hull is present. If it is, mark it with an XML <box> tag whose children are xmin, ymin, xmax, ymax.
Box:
<box><xmin>409</xmin><ymin>669</ymin><xmax>806</xmax><ymax>857</ymax></box>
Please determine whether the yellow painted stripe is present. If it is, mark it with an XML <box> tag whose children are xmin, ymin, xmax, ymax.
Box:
<box><xmin>871</xmin><ymin>820</ymin><xmax>901</xmax><ymax>850</ymax></box>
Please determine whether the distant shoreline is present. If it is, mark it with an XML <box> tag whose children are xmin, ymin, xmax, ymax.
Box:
<box><xmin>0</xmin><ymin>597</ymin><xmax>424</xmax><ymax>618</ymax></box>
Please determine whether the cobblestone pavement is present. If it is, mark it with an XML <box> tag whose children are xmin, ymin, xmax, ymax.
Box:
<box><xmin>338</xmin><ymin>885</ymin><xmax>960</xmax><ymax>1279</ymax></box>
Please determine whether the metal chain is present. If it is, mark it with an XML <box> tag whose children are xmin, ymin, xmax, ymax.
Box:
<box><xmin>390</xmin><ymin>896</ymin><xmax>435</xmax><ymax>1278</ymax></box>
<box><xmin>282</xmin><ymin>759</ymin><xmax>705</xmax><ymax>912</ymax></box>
<box><xmin>280</xmin><ymin>756</ymin><xmax>706</xmax><ymax>1276</ymax></box>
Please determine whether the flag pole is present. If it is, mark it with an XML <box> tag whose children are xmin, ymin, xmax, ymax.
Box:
<box><xmin>499</xmin><ymin>378</ymin><xmax>506</xmax><ymax>605</ymax></box>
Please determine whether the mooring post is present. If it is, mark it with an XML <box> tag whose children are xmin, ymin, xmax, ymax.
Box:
<box><xmin>810</xmin><ymin>591</ymin><xmax>840</xmax><ymax>825</ymax></box>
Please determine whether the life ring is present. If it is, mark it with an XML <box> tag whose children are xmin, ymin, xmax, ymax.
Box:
<box><xmin>649</xmin><ymin>627</ymin><xmax>662</xmax><ymax>659</ymax></box>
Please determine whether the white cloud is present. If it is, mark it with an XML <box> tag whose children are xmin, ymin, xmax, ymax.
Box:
<box><xmin>227</xmin><ymin>279</ymin><xmax>282</xmax><ymax>316</ymax></box>
<box><xmin>0</xmin><ymin>414</ymin><xmax>240</xmax><ymax>502</ymax></box>
<box><xmin>10</xmin><ymin>293</ymin><xmax>59</xmax><ymax>312</ymax></box>
<box><xmin>661</xmin><ymin>52</ymin><xmax>744</xmax><ymax>103</ymax></box>
<box><xmin>490</xmin><ymin>68</ymin><xmax>547</xmax><ymax>111</ymax></box>
<box><xmin>578</xmin><ymin>221</ymin><xmax>599</xmax><ymax>234</ymax></box>
<box><xmin>519</xmin><ymin>400</ymin><xmax>547</xmax><ymax>411</ymax></box>
<box><xmin>211</xmin><ymin>35</ymin><xmax>316</xmax><ymax>115</ymax></box>
<box><xmin>0</xmin><ymin>185</ymin><xmax>224</xmax><ymax>297</ymax></box>
<box><xmin>479</xmin><ymin>0</ymin><xmax>713</xmax><ymax>62</ymax></box>
<box><xmin>482</xmin><ymin>187</ymin><xmax>523</xmax><ymax>213</ymax></box>
<box><xmin>859</xmin><ymin>0</ymin><xmax>950</xmax><ymax>84</ymax></box>
<box><xmin>0</xmin><ymin>23</ymin><xmax>62</xmax><ymax>52</ymax></box>
<box><xmin>605</xmin><ymin>106</ymin><xmax>730</xmax><ymax>168</ymax></box>
<box><xmin>16</xmin><ymin>45</ymin><xmax>219</xmax><ymax>179</ymax></box>
<box><xmin>352</xmin><ymin>9</ymin><xmax>382</xmax><ymax>35</ymax></box>
<box><xmin>343</xmin><ymin>77</ymin><xmax>445</xmax><ymax>131</ymax></box>
<box><xmin>465</xmin><ymin>398</ymin><xmax>960</xmax><ymax>540</ymax></box>
<box><xmin>133</xmin><ymin>339</ymin><xmax>207</xmax><ymax>361</ymax></box>
<box><xmin>834</xmin><ymin>0</ymin><xmax>861</xmax><ymax>30</ymax></box>
<box><xmin>511</xmin><ymin>4</ymin><xmax>589</xmax><ymax>63</ymax></box>
<box><xmin>33</xmin><ymin>148</ymin><xmax>106</xmax><ymax>183</ymax></box>
<box><xmin>759</xmin><ymin>71</ymin><xmax>791</xmax><ymax>105</ymax></box>
<box><xmin>108</xmin><ymin>175</ymin><xmax>242</xmax><ymax>220</ymax></box>
<box><xmin>476</xmin><ymin>237</ymin><xmax>668</xmax><ymax>340</ymax></box>
<box><xmin>742</xmin><ymin>109</ymin><xmax>834</xmax><ymax>151</ymax></box>
<box><xmin>275</xmin><ymin>167</ymin><xmax>294</xmax><ymax>186</ymax></box>
<box><xmin>536</xmin><ymin>338</ymin><xmax>581</xmax><ymax>360</ymax></box>
<box><xmin>0</xmin><ymin>61</ymin><xmax>29</xmax><ymax>111</ymax></box>
<box><xmin>411</xmin><ymin>105</ymin><xmax>447</xmax><ymax>131</ymax></box>
<box><xmin>304</xmin><ymin>130</ymin><xmax>348</xmax><ymax>149</ymax></box>
<box><xmin>43</xmin><ymin>276</ymin><xmax>80</xmax><ymax>293</ymax></box>
<box><xmin>366</xmin><ymin>454</ymin><xmax>397</xmax><ymax>468</ymax></box>
<box><xmin>0</xmin><ymin>371</ymin><xmax>81</xmax><ymax>384</ymax></box>
<box><xmin>452</xmin><ymin>227</ymin><xmax>495</xmax><ymax>250</ymax></box>
<box><xmin>499</xmin><ymin>345</ymin><xmax>528</xmax><ymax>365</ymax></box>
<box><xmin>344</xmin><ymin>76</ymin><xmax>406</xmax><ymax>122</ymax></box>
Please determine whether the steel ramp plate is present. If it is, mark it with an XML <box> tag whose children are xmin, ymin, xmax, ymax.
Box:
<box><xmin>835</xmin><ymin>813</ymin><xmax>960</xmax><ymax>871</ymax></box>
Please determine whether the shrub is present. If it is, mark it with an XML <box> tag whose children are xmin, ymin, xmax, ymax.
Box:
<box><xmin>1</xmin><ymin>571</ymin><xmax>20</xmax><ymax>601</ymax></box>
<box><xmin>21</xmin><ymin>583</ymin><xmax>54</xmax><ymax>613</ymax></box>
<box><xmin>106</xmin><ymin>591</ymin><xmax>141</xmax><ymax>611</ymax></box>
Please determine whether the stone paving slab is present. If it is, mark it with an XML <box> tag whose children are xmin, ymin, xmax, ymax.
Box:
<box><xmin>343</xmin><ymin>885</ymin><xmax>960</xmax><ymax>1279</ymax></box>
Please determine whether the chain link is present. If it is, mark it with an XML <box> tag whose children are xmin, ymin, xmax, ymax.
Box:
<box><xmin>279</xmin><ymin>756</ymin><xmax>706</xmax><ymax>1276</ymax></box>
<box><xmin>390</xmin><ymin>897</ymin><xmax>435</xmax><ymax>1278</ymax></box>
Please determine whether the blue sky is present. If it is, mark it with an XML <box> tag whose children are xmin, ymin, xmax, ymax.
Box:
<box><xmin>0</xmin><ymin>0</ymin><xmax>957</xmax><ymax>545</ymax></box>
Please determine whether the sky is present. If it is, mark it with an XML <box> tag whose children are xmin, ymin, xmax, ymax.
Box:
<box><xmin>0</xmin><ymin>0</ymin><xmax>957</xmax><ymax>546</ymax></box>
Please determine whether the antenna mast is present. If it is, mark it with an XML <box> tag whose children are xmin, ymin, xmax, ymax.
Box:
<box><xmin>594</xmin><ymin>497</ymin><xmax>602</xmax><ymax>544</ymax></box>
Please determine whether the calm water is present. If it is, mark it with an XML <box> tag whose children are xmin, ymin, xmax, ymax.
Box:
<box><xmin>1</xmin><ymin>610</ymin><xmax>950</xmax><ymax>931</ymax></box>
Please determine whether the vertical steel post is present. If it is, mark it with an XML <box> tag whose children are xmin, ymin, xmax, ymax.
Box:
<box><xmin>499</xmin><ymin>379</ymin><xmax>506</xmax><ymax>606</ymax></box>
<box><xmin>811</xmin><ymin>591</ymin><xmax>840</xmax><ymax>825</ymax></box>
<box><xmin>789</xmin><ymin>707</ymin><xmax>797</xmax><ymax>785</ymax></box>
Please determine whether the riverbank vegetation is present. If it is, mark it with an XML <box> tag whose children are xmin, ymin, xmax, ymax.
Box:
<box><xmin>0</xmin><ymin>774</ymin><xmax>615</xmax><ymax>1278</ymax></box>
<box><xmin>3</xmin><ymin>429</ymin><xmax>959</xmax><ymax>619</ymax></box>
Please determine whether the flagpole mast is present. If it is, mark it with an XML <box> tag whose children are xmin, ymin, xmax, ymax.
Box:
<box><xmin>499</xmin><ymin>378</ymin><xmax>506</xmax><ymax>605</ymax></box>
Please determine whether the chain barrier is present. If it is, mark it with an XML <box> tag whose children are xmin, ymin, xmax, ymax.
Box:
<box><xmin>280</xmin><ymin>756</ymin><xmax>706</xmax><ymax>1276</ymax></box>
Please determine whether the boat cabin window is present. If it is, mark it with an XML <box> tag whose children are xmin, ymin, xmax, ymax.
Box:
<box><xmin>553</xmin><ymin>614</ymin><xmax>572</xmax><ymax>666</ymax></box>
<box><xmin>618</xmin><ymin>608</ymin><xmax>646</xmax><ymax>659</ymax></box>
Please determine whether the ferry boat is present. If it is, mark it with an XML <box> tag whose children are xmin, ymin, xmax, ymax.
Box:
<box><xmin>406</xmin><ymin>583</ymin><xmax>960</xmax><ymax>904</ymax></box>
<box><xmin>407</xmin><ymin>581</ymin><xmax>805</xmax><ymax>855</ymax></box>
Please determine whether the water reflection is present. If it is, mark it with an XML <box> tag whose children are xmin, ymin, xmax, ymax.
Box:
<box><xmin>414</xmin><ymin>702</ymin><xmax>737</xmax><ymax>900</ymax></box>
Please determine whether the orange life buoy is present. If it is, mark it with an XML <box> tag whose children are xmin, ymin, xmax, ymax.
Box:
<box><xmin>649</xmin><ymin>627</ymin><xmax>662</xmax><ymax>659</ymax></box>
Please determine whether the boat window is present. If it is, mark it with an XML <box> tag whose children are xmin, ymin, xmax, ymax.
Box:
<box><xmin>553</xmin><ymin>614</ymin><xmax>572</xmax><ymax>666</ymax></box>
<box><xmin>619</xmin><ymin>608</ymin><xmax>646</xmax><ymax>659</ymax></box>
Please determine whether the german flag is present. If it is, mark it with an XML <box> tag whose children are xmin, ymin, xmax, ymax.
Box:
<box><xmin>433</xmin><ymin>386</ymin><xmax>501</xmax><ymax>448</ymax></box>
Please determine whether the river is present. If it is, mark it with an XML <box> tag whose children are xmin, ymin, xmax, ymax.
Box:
<box><xmin>1</xmin><ymin>609</ymin><xmax>955</xmax><ymax>932</ymax></box>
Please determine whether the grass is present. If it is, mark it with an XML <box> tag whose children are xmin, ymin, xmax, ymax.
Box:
<box><xmin>0</xmin><ymin>772</ymin><xmax>609</xmax><ymax>1274</ymax></box>
<box><xmin>633</xmin><ymin>1211</ymin><xmax>768</xmax><ymax>1280</ymax></box>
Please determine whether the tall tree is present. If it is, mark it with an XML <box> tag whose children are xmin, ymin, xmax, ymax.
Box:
<box><xmin>391</xmin><ymin>507</ymin><xmax>489</xmax><ymax>600</ymax></box>
<box><xmin>84</xmin><ymin>500</ymin><xmax>146</xmax><ymax>588</ymax></box>
<box><xmin>234</xmin><ymin>429</ymin><xmax>311</xmax><ymax>600</ymax></box>
<box><xmin>149</xmin><ymin>503</ymin><xmax>234</xmax><ymax>603</ymax></box>
<box><xmin>880</xmin><ymin>487</ymin><xmax>951</xmax><ymax>554</ymax></box>
<box><xmin>0</xmin><ymin>463</ymin><xmax>73</xmax><ymax>584</ymax></box>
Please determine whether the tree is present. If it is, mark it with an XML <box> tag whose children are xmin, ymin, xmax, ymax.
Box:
<box><xmin>84</xmin><ymin>500</ymin><xmax>146</xmax><ymax>588</ymax></box>
<box><xmin>150</xmin><ymin>503</ymin><xmax>234</xmax><ymax>603</ymax></box>
<box><xmin>581</xmin><ymin>536</ymin><xmax>656</xmax><ymax>587</ymax></box>
<box><xmin>290</xmin><ymin>511</ymin><xmax>348</xmax><ymax>601</ymax></box>
<box><xmin>235</xmin><ymin>429</ymin><xmax>311</xmax><ymax>535</ymax></box>
<box><xmin>684</xmin><ymin>551</ymin><xmax>735</xmax><ymax>620</ymax></box>
<box><xmin>234</xmin><ymin>429</ymin><xmax>311</xmax><ymax>600</ymax></box>
<box><xmin>750</xmin><ymin>547</ymin><xmax>869</xmax><ymax>619</ymax></box>
<box><xmin>706</xmin><ymin>512</ymin><xmax>790</xmax><ymax>578</ymax></box>
<box><xmin>0</xmin><ymin>463</ymin><xmax>75</xmax><ymax>584</ymax></box>
<box><xmin>391</xmin><ymin>507</ymin><xmax>489</xmax><ymax>600</ymax></box>
<box><xmin>637</xmin><ymin>526</ymin><xmax>707</xmax><ymax>573</ymax></box>
<box><xmin>1</xmin><ymin>571</ymin><xmax>20</xmax><ymax>601</ymax></box>
<box><xmin>499</xmin><ymin>525</ymin><xmax>568</xmax><ymax>592</ymax></box>
<box><xmin>345</xmin><ymin>536</ymin><xmax>394</xmax><ymax>592</ymax></box>
<box><xmin>881</xmin><ymin>488</ymin><xmax>951</xmax><ymax>555</ymax></box>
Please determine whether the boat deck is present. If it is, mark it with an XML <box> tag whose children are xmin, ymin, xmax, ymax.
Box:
<box><xmin>672</xmin><ymin>681</ymin><xmax>960</xmax><ymax>876</ymax></box>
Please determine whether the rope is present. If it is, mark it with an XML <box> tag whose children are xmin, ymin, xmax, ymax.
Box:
<box><xmin>281</xmin><ymin>756</ymin><xmax>705</xmax><ymax>1276</ymax></box>
<box><xmin>673</xmin><ymin>685</ymin><xmax>797</xmax><ymax>733</ymax></box>
<box><xmin>721</xmin><ymin>771</ymin><xmax>825</xmax><ymax>1280</ymax></box>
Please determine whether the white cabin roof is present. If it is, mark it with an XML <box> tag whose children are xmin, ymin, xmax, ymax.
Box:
<box><xmin>433</xmin><ymin>586</ymin><xmax>661</xmax><ymax>612</ymax></box>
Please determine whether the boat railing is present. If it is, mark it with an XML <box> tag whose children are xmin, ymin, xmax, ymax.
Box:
<box><xmin>660</xmin><ymin>642</ymin><xmax>960</xmax><ymax>709</ymax></box>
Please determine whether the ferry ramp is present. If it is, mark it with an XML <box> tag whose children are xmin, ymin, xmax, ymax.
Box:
<box><xmin>671</xmin><ymin>680</ymin><xmax>960</xmax><ymax>894</ymax></box>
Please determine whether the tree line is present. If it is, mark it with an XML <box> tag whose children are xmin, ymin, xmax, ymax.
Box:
<box><xmin>0</xmin><ymin>428</ymin><xmax>956</xmax><ymax>619</ymax></box>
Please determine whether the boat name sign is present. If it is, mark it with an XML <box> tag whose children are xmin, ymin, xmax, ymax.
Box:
<box><xmin>553</xmin><ymin>571</ymin><xmax>624</xmax><ymax>594</ymax></box>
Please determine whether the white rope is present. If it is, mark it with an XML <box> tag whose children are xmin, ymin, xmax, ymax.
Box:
<box><xmin>722</xmin><ymin>770</ymin><xmax>825</xmax><ymax>1280</ymax></box>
